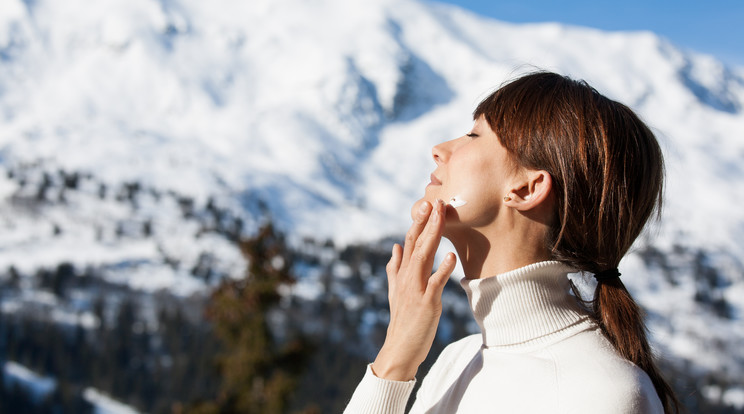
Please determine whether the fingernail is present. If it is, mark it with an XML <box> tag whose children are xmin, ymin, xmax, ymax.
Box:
<box><xmin>419</xmin><ymin>202</ymin><xmax>429</xmax><ymax>215</ymax></box>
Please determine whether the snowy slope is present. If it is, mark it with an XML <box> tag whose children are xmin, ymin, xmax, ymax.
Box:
<box><xmin>1</xmin><ymin>0</ymin><xmax>744</xmax><ymax>405</ymax></box>
<box><xmin>1</xmin><ymin>0</ymin><xmax>743</xmax><ymax>240</ymax></box>
<box><xmin>2</xmin><ymin>0</ymin><xmax>742</xmax><ymax>243</ymax></box>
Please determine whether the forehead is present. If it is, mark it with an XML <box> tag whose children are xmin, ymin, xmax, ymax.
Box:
<box><xmin>472</xmin><ymin>115</ymin><xmax>522</xmax><ymax>172</ymax></box>
<box><xmin>472</xmin><ymin>115</ymin><xmax>500</xmax><ymax>142</ymax></box>
<box><xmin>471</xmin><ymin>115</ymin><xmax>494</xmax><ymax>136</ymax></box>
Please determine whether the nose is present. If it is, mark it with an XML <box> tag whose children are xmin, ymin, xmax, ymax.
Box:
<box><xmin>432</xmin><ymin>139</ymin><xmax>456</xmax><ymax>165</ymax></box>
<box><xmin>432</xmin><ymin>141</ymin><xmax>449</xmax><ymax>165</ymax></box>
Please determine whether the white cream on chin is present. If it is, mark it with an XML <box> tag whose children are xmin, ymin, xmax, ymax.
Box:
<box><xmin>448</xmin><ymin>195</ymin><xmax>467</xmax><ymax>208</ymax></box>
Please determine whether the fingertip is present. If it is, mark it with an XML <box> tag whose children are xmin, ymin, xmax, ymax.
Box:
<box><xmin>416</xmin><ymin>200</ymin><xmax>431</xmax><ymax>219</ymax></box>
<box><xmin>429</xmin><ymin>260</ymin><xmax>454</xmax><ymax>292</ymax></box>
<box><xmin>391</xmin><ymin>243</ymin><xmax>403</xmax><ymax>260</ymax></box>
<box><xmin>439</xmin><ymin>253</ymin><xmax>457</xmax><ymax>275</ymax></box>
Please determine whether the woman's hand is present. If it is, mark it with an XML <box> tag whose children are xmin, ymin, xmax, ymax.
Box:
<box><xmin>371</xmin><ymin>199</ymin><xmax>457</xmax><ymax>381</ymax></box>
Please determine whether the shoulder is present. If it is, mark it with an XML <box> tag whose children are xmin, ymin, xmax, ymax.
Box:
<box><xmin>414</xmin><ymin>334</ymin><xmax>482</xmax><ymax>400</ymax></box>
<box><xmin>425</xmin><ymin>334</ymin><xmax>482</xmax><ymax>378</ymax></box>
<box><xmin>437</xmin><ymin>334</ymin><xmax>482</xmax><ymax>362</ymax></box>
<box><xmin>549</xmin><ymin>327</ymin><xmax>664</xmax><ymax>413</ymax></box>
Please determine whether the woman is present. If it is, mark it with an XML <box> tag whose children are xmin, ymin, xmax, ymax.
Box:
<box><xmin>344</xmin><ymin>72</ymin><xmax>680</xmax><ymax>413</ymax></box>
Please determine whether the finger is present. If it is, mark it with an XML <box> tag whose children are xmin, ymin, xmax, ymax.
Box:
<box><xmin>386</xmin><ymin>244</ymin><xmax>403</xmax><ymax>306</ymax></box>
<box><xmin>386</xmin><ymin>243</ymin><xmax>403</xmax><ymax>280</ymax></box>
<box><xmin>425</xmin><ymin>252</ymin><xmax>457</xmax><ymax>299</ymax></box>
<box><xmin>400</xmin><ymin>201</ymin><xmax>432</xmax><ymax>270</ymax></box>
<box><xmin>410</xmin><ymin>199</ymin><xmax>446</xmax><ymax>275</ymax></box>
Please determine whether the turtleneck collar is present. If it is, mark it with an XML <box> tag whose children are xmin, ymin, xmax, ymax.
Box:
<box><xmin>460</xmin><ymin>261</ymin><xmax>595</xmax><ymax>348</ymax></box>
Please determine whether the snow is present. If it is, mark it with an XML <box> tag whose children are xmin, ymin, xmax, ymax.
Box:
<box><xmin>723</xmin><ymin>387</ymin><xmax>744</xmax><ymax>410</ymax></box>
<box><xmin>3</xmin><ymin>361</ymin><xmax>56</xmax><ymax>402</ymax></box>
<box><xmin>2</xmin><ymin>0</ymin><xmax>743</xmax><ymax>246</ymax></box>
<box><xmin>2</xmin><ymin>361</ymin><xmax>141</xmax><ymax>413</ymax></box>
<box><xmin>1</xmin><ymin>0</ymin><xmax>744</xmax><ymax>406</ymax></box>
<box><xmin>703</xmin><ymin>385</ymin><xmax>744</xmax><ymax>411</ymax></box>
<box><xmin>84</xmin><ymin>388</ymin><xmax>142</xmax><ymax>414</ymax></box>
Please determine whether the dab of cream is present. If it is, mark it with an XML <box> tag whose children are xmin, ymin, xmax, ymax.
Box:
<box><xmin>448</xmin><ymin>195</ymin><xmax>467</xmax><ymax>208</ymax></box>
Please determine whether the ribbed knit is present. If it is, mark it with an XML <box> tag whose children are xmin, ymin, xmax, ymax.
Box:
<box><xmin>344</xmin><ymin>261</ymin><xmax>663</xmax><ymax>414</ymax></box>
<box><xmin>343</xmin><ymin>365</ymin><xmax>416</xmax><ymax>414</ymax></box>
<box><xmin>460</xmin><ymin>260</ymin><xmax>593</xmax><ymax>348</ymax></box>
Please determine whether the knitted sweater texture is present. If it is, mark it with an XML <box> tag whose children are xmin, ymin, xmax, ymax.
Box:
<box><xmin>344</xmin><ymin>261</ymin><xmax>663</xmax><ymax>413</ymax></box>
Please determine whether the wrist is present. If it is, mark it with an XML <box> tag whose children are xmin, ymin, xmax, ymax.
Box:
<box><xmin>372</xmin><ymin>347</ymin><xmax>420</xmax><ymax>381</ymax></box>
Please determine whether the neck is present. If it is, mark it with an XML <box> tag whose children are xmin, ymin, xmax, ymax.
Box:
<box><xmin>447</xmin><ymin>224</ymin><xmax>551</xmax><ymax>279</ymax></box>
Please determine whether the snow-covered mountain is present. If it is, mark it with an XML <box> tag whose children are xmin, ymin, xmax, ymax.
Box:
<box><xmin>1</xmin><ymin>0</ymin><xmax>743</xmax><ymax>408</ymax></box>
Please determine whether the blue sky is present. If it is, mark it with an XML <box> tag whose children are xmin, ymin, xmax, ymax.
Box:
<box><xmin>439</xmin><ymin>0</ymin><xmax>744</xmax><ymax>68</ymax></box>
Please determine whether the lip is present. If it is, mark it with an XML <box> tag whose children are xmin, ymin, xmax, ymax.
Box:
<box><xmin>428</xmin><ymin>173</ymin><xmax>442</xmax><ymax>186</ymax></box>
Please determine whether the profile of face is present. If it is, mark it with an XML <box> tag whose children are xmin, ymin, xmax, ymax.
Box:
<box><xmin>414</xmin><ymin>115</ymin><xmax>518</xmax><ymax>232</ymax></box>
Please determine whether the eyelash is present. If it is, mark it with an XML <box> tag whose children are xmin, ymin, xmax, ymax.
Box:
<box><xmin>466</xmin><ymin>133</ymin><xmax>478</xmax><ymax>138</ymax></box>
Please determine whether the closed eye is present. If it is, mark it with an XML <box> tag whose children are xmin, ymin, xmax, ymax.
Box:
<box><xmin>466</xmin><ymin>133</ymin><xmax>478</xmax><ymax>138</ymax></box>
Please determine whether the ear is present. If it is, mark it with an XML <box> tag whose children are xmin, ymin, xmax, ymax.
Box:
<box><xmin>503</xmin><ymin>170</ymin><xmax>553</xmax><ymax>211</ymax></box>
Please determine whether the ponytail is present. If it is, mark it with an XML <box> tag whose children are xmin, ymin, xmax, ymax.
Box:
<box><xmin>594</xmin><ymin>279</ymin><xmax>681</xmax><ymax>414</ymax></box>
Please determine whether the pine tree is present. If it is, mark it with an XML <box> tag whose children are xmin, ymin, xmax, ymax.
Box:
<box><xmin>186</xmin><ymin>223</ymin><xmax>316</xmax><ymax>414</ymax></box>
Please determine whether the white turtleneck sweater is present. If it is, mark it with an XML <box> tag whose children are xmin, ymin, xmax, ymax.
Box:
<box><xmin>344</xmin><ymin>261</ymin><xmax>663</xmax><ymax>413</ymax></box>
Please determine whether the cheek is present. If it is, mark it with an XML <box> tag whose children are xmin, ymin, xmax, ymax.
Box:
<box><xmin>442</xmin><ymin>170</ymin><xmax>505</xmax><ymax>228</ymax></box>
<box><xmin>448</xmin><ymin>161</ymin><xmax>501</xmax><ymax>204</ymax></box>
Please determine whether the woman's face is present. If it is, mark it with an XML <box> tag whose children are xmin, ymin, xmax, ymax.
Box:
<box><xmin>415</xmin><ymin>115</ymin><xmax>518</xmax><ymax>230</ymax></box>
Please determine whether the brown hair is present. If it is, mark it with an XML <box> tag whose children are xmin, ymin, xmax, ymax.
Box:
<box><xmin>474</xmin><ymin>72</ymin><xmax>679</xmax><ymax>413</ymax></box>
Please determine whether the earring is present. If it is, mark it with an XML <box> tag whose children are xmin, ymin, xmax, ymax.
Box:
<box><xmin>503</xmin><ymin>195</ymin><xmax>512</xmax><ymax>202</ymax></box>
